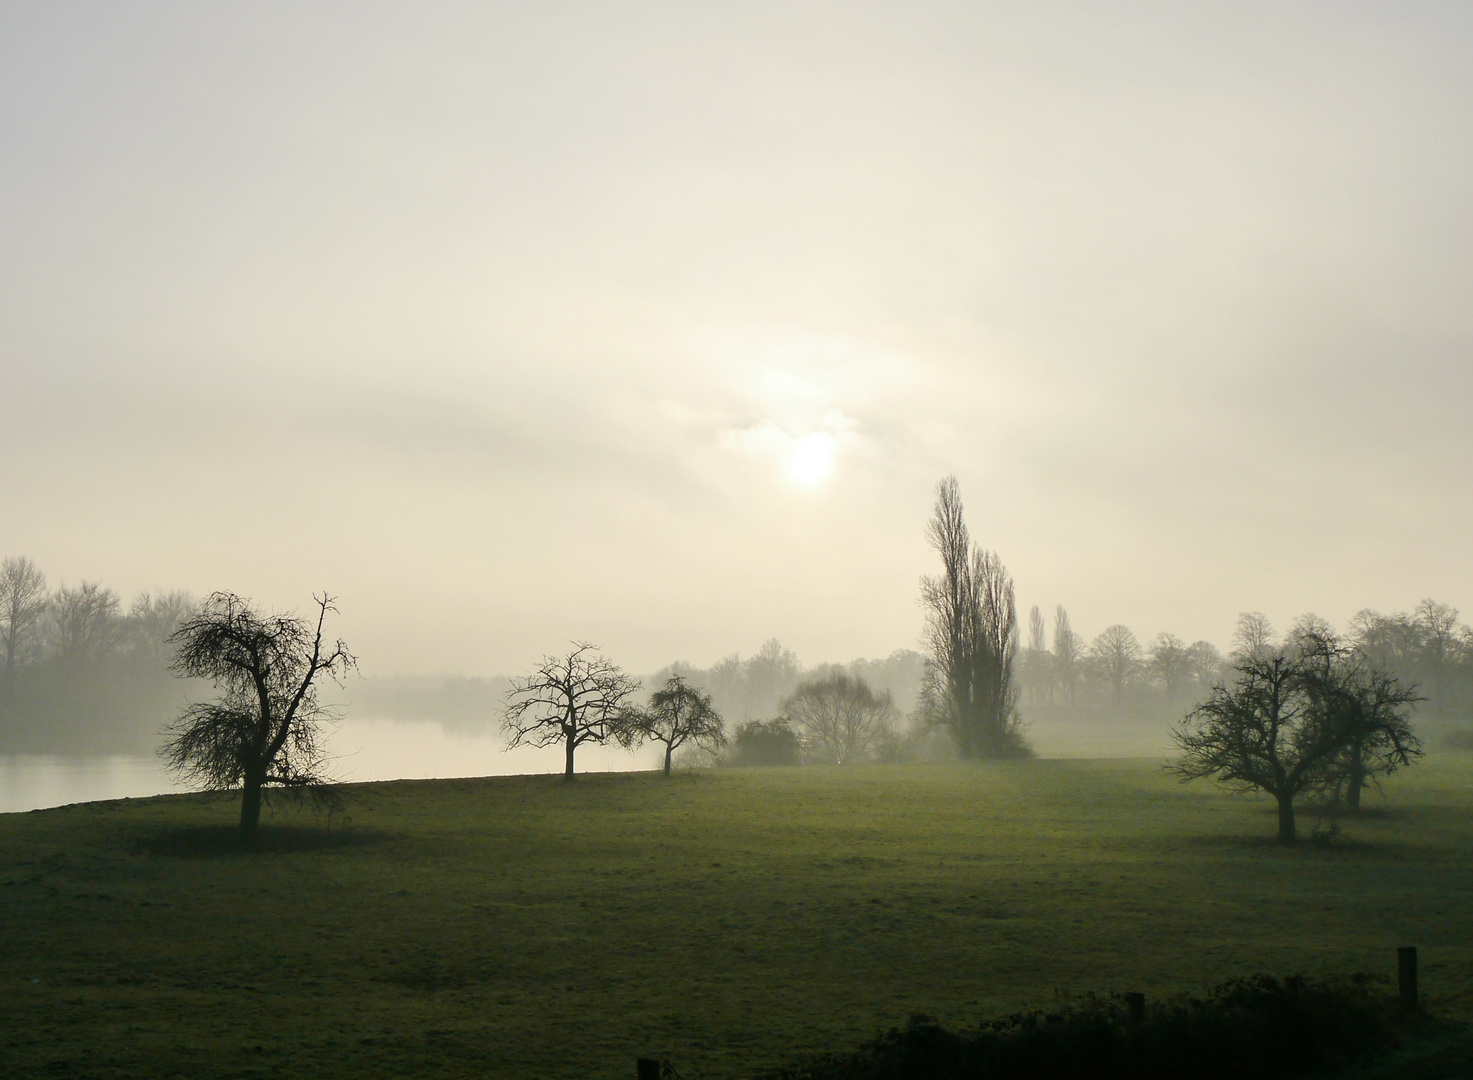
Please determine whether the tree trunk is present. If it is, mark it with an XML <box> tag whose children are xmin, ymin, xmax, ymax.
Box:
<box><xmin>664</xmin><ymin>744</ymin><xmax>673</xmax><ymax>777</ymax></box>
<box><xmin>564</xmin><ymin>730</ymin><xmax>576</xmax><ymax>779</ymax></box>
<box><xmin>1346</xmin><ymin>751</ymin><xmax>1365</xmax><ymax>813</ymax></box>
<box><xmin>238</xmin><ymin>772</ymin><xmax>264</xmax><ymax>841</ymax></box>
<box><xmin>1276</xmin><ymin>792</ymin><xmax>1296</xmax><ymax>844</ymax></box>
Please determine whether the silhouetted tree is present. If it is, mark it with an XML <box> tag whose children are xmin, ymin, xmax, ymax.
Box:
<box><xmin>1150</xmin><ymin>633</ymin><xmax>1192</xmax><ymax>704</ymax></box>
<box><xmin>1349</xmin><ymin>608</ymin><xmax>1417</xmax><ymax>672</ymax></box>
<box><xmin>162</xmin><ymin>592</ymin><xmax>356</xmax><ymax>840</ymax></box>
<box><xmin>1021</xmin><ymin>605</ymin><xmax>1053</xmax><ymax>705</ymax></box>
<box><xmin>1170</xmin><ymin>651</ymin><xmax>1343</xmax><ymax>843</ymax></box>
<box><xmin>1333</xmin><ymin>670</ymin><xmax>1422</xmax><ymax>811</ymax></box>
<box><xmin>0</xmin><ymin>557</ymin><xmax>48</xmax><ymax>684</ymax></box>
<box><xmin>1411</xmin><ymin>599</ymin><xmax>1459</xmax><ymax>706</ymax></box>
<box><xmin>1231</xmin><ymin>611</ymin><xmax>1276</xmax><ymax>662</ymax></box>
<box><xmin>745</xmin><ymin>638</ymin><xmax>802</xmax><ymax>714</ymax></box>
<box><xmin>1052</xmin><ymin>605</ymin><xmax>1083</xmax><ymax>701</ymax></box>
<box><xmin>128</xmin><ymin>590</ymin><xmax>197</xmax><ymax>665</ymax></box>
<box><xmin>49</xmin><ymin>582</ymin><xmax>123</xmax><ymax>664</ymax></box>
<box><xmin>620</xmin><ymin>674</ymin><xmax>727</xmax><ymax>776</ymax></box>
<box><xmin>919</xmin><ymin>476</ymin><xmax>1026</xmax><ymax>757</ymax></box>
<box><xmin>726</xmin><ymin>718</ymin><xmax>801</xmax><ymax>766</ymax></box>
<box><xmin>784</xmin><ymin>671</ymin><xmax>897</xmax><ymax>764</ymax></box>
<box><xmin>1027</xmin><ymin>606</ymin><xmax>1047</xmax><ymax>653</ymax></box>
<box><xmin>1187</xmin><ymin>639</ymin><xmax>1224</xmax><ymax>692</ymax></box>
<box><xmin>1295</xmin><ymin>630</ymin><xmax>1422</xmax><ymax>812</ymax></box>
<box><xmin>503</xmin><ymin>643</ymin><xmax>640</xmax><ymax>779</ymax></box>
<box><xmin>1090</xmin><ymin>624</ymin><xmax>1142</xmax><ymax>703</ymax></box>
<box><xmin>1285</xmin><ymin>613</ymin><xmax>1336</xmax><ymax>654</ymax></box>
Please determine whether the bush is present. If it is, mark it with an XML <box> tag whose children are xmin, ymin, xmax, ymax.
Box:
<box><xmin>758</xmin><ymin>974</ymin><xmax>1423</xmax><ymax>1080</ymax></box>
<box><xmin>725</xmin><ymin>719</ymin><xmax>802</xmax><ymax>767</ymax></box>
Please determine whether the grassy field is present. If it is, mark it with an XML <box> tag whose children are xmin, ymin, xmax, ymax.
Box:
<box><xmin>4</xmin><ymin>755</ymin><xmax>1473</xmax><ymax>1078</ymax></box>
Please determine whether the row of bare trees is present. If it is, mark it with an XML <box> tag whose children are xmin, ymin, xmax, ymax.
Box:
<box><xmin>0</xmin><ymin>557</ymin><xmax>196</xmax><ymax>675</ymax></box>
<box><xmin>502</xmin><ymin>644</ymin><xmax>907</xmax><ymax>776</ymax></box>
<box><xmin>651</xmin><ymin>640</ymin><xmax>925</xmax><ymax>729</ymax></box>
<box><xmin>0</xmin><ymin>556</ymin><xmax>199</xmax><ymax>752</ymax></box>
<box><xmin>1018</xmin><ymin>614</ymin><xmax>1225</xmax><ymax>710</ymax></box>
<box><xmin>502</xmin><ymin>644</ymin><xmax>730</xmax><ymax>778</ymax></box>
<box><xmin>1014</xmin><ymin>602</ymin><xmax>1473</xmax><ymax>724</ymax></box>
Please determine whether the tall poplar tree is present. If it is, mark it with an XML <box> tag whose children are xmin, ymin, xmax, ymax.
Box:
<box><xmin>919</xmin><ymin>476</ymin><xmax>1028</xmax><ymax>758</ymax></box>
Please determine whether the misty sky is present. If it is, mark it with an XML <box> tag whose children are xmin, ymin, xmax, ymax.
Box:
<box><xmin>3</xmin><ymin>2</ymin><xmax>1471</xmax><ymax>677</ymax></box>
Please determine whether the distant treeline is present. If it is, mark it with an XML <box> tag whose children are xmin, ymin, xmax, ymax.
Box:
<box><xmin>0</xmin><ymin>557</ymin><xmax>198</xmax><ymax>754</ymax></box>
<box><xmin>5</xmin><ymin>549</ymin><xmax>1469</xmax><ymax>756</ymax></box>
<box><xmin>335</xmin><ymin>642</ymin><xmax>925</xmax><ymax>736</ymax></box>
<box><xmin>653</xmin><ymin>640</ymin><xmax>926</xmax><ymax>728</ymax></box>
<box><xmin>1018</xmin><ymin>601</ymin><xmax>1473</xmax><ymax>727</ymax></box>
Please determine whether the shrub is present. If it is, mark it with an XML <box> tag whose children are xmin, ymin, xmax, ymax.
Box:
<box><xmin>758</xmin><ymin>974</ymin><xmax>1422</xmax><ymax>1080</ymax></box>
<box><xmin>725</xmin><ymin>719</ymin><xmax>802</xmax><ymax>767</ymax></box>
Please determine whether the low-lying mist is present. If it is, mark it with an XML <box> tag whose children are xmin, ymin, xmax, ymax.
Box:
<box><xmin>3</xmin><ymin>553</ymin><xmax>1471</xmax><ymax>773</ymax></box>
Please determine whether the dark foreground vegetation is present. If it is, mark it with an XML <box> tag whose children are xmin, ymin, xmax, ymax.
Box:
<box><xmin>762</xmin><ymin>976</ymin><xmax>1432</xmax><ymax>1080</ymax></box>
<box><xmin>5</xmin><ymin>759</ymin><xmax>1473</xmax><ymax>1078</ymax></box>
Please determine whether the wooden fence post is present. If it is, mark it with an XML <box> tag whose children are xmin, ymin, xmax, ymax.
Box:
<box><xmin>1126</xmin><ymin>992</ymin><xmax>1145</xmax><ymax>1035</ymax></box>
<box><xmin>1398</xmin><ymin>946</ymin><xmax>1418</xmax><ymax>1009</ymax></box>
<box><xmin>637</xmin><ymin>1057</ymin><xmax>662</xmax><ymax>1080</ymax></box>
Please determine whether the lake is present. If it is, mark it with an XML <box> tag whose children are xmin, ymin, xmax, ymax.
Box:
<box><xmin>0</xmin><ymin>717</ymin><xmax>650</xmax><ymax>814</ymax></box>
<box><xmin>0</xmin><ymin>713</ymin><xmax>1178</xmax><ymax>814</ymax></box>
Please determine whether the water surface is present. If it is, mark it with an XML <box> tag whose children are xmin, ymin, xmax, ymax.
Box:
<box><xmin>0</xmin><ymin>716</ymin><xmax>651</xmax><ymax>813</ymax></box>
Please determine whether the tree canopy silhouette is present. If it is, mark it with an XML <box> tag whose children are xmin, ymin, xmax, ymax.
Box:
<box><xmin>619</xmin><ymin>674</ymin><xmax>726</xmax><ymax>775</ymax></box>
<box><xmin>783</xmin><ymin>671</ymin><xmax>897</xmax><ymax>765</ymax></box>
<box><xmin>919</xmin><ymin>476</ymin><xmax>1027</xmax><ymax>758</ymax></box>
<box><xmin>502</xmin><ymin>643</ymin><xmax>640</xmax><ymax>779</ymax></box>
<box><xmin>1169</xmin><ymin>635</ymin><xmax>1421</xmax><ymax>841</ymax></box>
<box><xmin>162</xmin><ymin>592</ymin><xmax>355</xmax><ymax>840</ymax></box>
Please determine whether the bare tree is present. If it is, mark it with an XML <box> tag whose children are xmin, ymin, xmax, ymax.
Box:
<box><xmin>1412</xmin><ymin>599</ymin><xmax>1459</xmax><ymax>710</ymax></box>
<box><xmin>1295</xmin><ymin>630</ymin><xmax>1422</xmax><ymax>812</ymax></box>
<box><xmin>1231</xmin><ymin>611</ymin><xmax>1277</xmax><ymax>662</ymax></box>
<box><xmin>1149</xmin><ymin>633</ymin><xmax>1192</xmax><ymax>704</ymax></box>
<box><xmin>162</xmin><ymin>592</ymin><xmax>356</xmax><ymax>840</ymax></box>
<box><xmin>619</xmin><ymin>674</ymin><xmax>727</xmax><ymax>775</ymax></box>
<box><xmin>1349</xmin><ymin>608</ymin><xmax>1417</xmax><ymax>672</ymax></box>
<box><xmin>919</xmin><ymin>476</ymin><xmax>1026</xmax><ymax>757</ymax></box>
<box><xmin>705</xmin><ymin>653</ymin><xmax>746</xmax><ymax>716</ymax></box>
<box><xmin>1330</xmin><ymin>668</ymin><xmax>1422</xmax><ymax>810</ymax></box>
<box><xmin>1021</xmin><ymin>605</ymin><xmax>1053</xmax><ymax>705</ymax></box>
<box><xmin>1027</xmin><ymin>606</ymin><xmax>1047</xmax><ymax>654</ymax></box>
<box><xmin>129</xmin><ymin>590</ymin><xmax>198</xmax><ymax>666</ymax></box>
<box><xmin>49</xmin><ymin>582</ymin><xmax>124</xmax><ymax>664</ymax></box>
<box><xmin>1052</xmin><ymin>605</ymin><xmax>1082</xmax><ymax>701</ymax></box>
<box><xmin>1090</xmin><ymin>624</ymin><xmax>1142</xmax><ymax>703</ymax></box>
<box><xmin>1187</xmin><ymin>640</ymin><xmax>1224</xmax><ymax>692</ymax></box>
<box><xmin>1170</xmin><ymin>651</ymin><xmax>1344</xmax><ymax>843</ymax></box>
<box><xmin>0</xmin><ymin>557</ymin><xmax>48</xmax><ymax>683</ymax></box>
<box><xmin>784</xmin><ymin>671</ymin><xmax>897</xmax><ymax>765</ymax></box>
<box><xmin>503</xmin><ymin>643</ymin><xmax>640</xmax><ymax>779</ymax></box>
<box><xmin>1285</xmin><ymin>613</ymin><xmax>1336</xmax><ymax>653</ymax></box>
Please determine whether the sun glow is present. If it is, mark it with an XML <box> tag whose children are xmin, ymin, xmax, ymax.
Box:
<box><xmin>787</xmin><ymin>432</ymin><xmax>835</xmax><ymax>487</ymax></box>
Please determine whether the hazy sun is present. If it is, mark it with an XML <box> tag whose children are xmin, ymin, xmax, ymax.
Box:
<box><xmin>787</xmin><ymin>432</ymin><xmax>835</xmax><ymax>487</ymax></box>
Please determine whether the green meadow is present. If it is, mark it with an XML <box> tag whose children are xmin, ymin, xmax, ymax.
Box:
<box><xmin>4</xmin><ymin>755</ymin><xmax>1473</xmax><ymax>1079</ymax></box>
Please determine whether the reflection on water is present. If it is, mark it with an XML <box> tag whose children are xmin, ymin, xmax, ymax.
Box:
<box><xmin>0</xmin><ymin>717</ymin><xmax>660</xmax><ymax>814</ymax></box>
<box><xmin>330</xmin><ymin>717</ymin><xmax>650</xmax><ymax>783</ymax></box>
<box><xmin>0</xmin><ymin>754</ymin><xmax>185</xmax><ymax>814</ymax></box>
